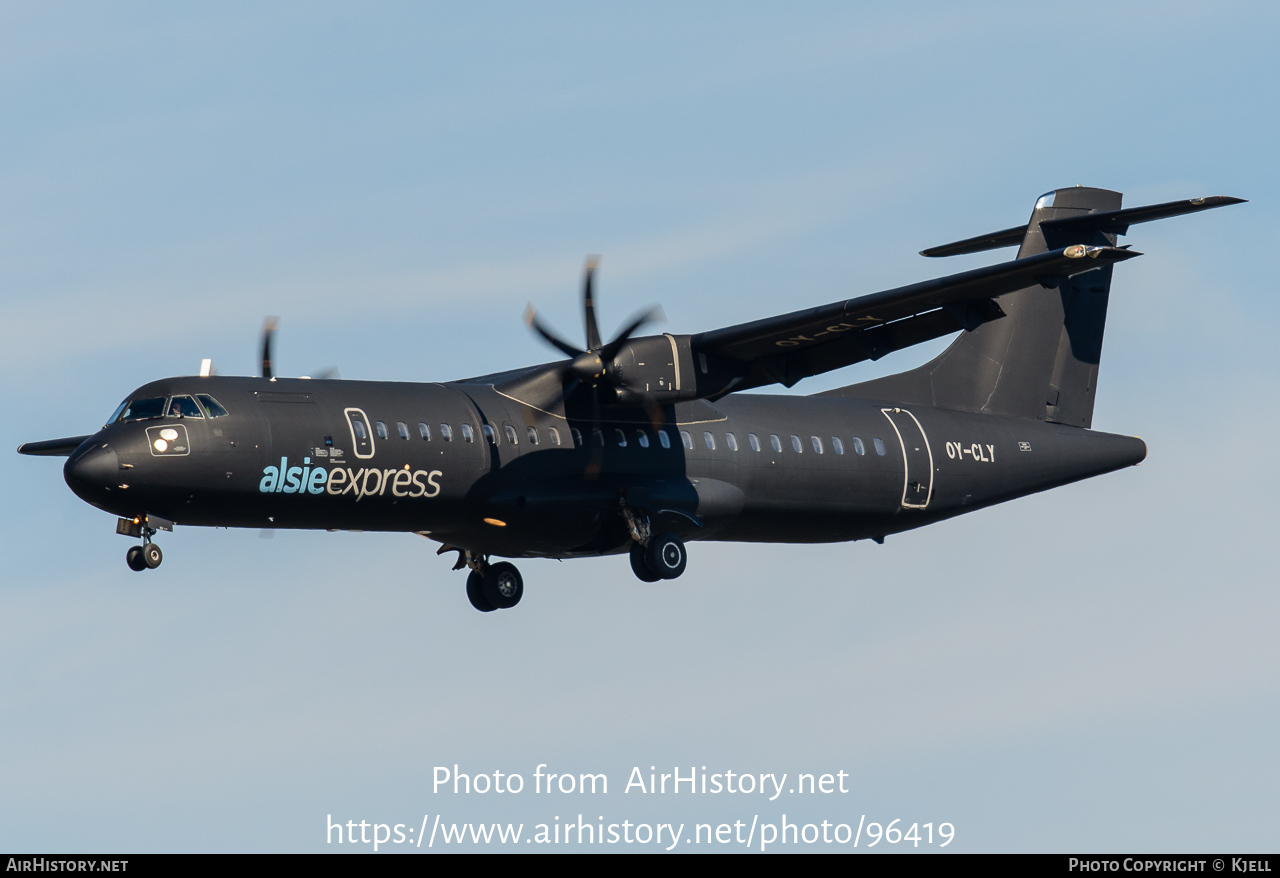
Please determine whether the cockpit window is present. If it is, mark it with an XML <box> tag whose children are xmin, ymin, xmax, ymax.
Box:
<box><xmin>106</xmin><ymin>399</ymin><xmax>130</xmax><ymax>425</ymax></box>
<box><xmin>167</xmin><ymin>395</ymin><xmax>204</xmax><ymax>419</ymax></box>
<box><xmin>119</xmin><ymin>397</ymin><xmax>167</xmax><ymax>422</ymax></box>
<box><xmin>196</xmin><ymin>394</ymin><xmax>229</xmax><ymax>418</ymax></box>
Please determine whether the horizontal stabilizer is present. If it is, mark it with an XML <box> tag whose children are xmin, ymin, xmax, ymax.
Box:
<box><xmin>1040</xmin><ymin>195</ymin><xmax>1246</xmax><ymax>238</ymax></box>
<box><xmin>920</xmin><ymin>224</ymin><xmax>1029</xmax><ymax>258</ymax></box>
<box><xmin>922</xmin><ymin>195</ymin><xmax>1244</xmax><ymax>257</ymax></box>
<box><xmin>17</xmin><ymin>435</ymin><xmax>91</xmax><ymax>456</ymax></box>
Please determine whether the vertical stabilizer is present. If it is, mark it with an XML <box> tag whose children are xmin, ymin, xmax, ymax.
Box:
<box><xmin>832</xmin><ymin>186</ymin><xmax>1123</xmax><ymax>427</ymax></box>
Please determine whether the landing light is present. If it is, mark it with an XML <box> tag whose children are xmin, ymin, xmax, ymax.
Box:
<box><xmin>153</xmin><ymin>439</ymin><xmax>168</xmax><ymax>452</ymax></box>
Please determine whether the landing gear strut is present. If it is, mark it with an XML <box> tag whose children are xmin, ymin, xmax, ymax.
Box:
<box><xmin>458</xmin><ymin>551</ymin><xmax>523</xmax><ymax>612</ymax></box>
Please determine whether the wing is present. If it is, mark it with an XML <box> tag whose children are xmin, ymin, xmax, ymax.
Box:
<box><xmin>17</xmin><ymin>436</ymin><xmax>92</xmax><ymax>456</ymax></box>
<box><xmin>690</xmin><ymin>244</ymin><xmax>1139</xmax><ymax>394</ymax></box>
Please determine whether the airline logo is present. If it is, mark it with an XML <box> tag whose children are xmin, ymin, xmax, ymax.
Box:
<box><xmin>259</xmin><ymin>456</ymin><xmax>442</xmax><ymax>500</ymax></box>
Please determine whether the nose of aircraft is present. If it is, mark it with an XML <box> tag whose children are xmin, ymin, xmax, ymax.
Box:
<box><xmin>64</xmin><ymin>439</ymin><xmax>119</xmax><ymax>499</ymax></box>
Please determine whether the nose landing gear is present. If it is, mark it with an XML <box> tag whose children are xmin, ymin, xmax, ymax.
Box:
<box><xmin>124</xmin><ymin>537</ymin><xmax>162</xmax><ymax>571</ymax></box>
<box><xmin>117</xmin><ymin>516</ymin><xmax>166</xmax><ymax>572</ymax></box>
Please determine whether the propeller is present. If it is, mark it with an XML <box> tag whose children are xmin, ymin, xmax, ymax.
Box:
<box><xmin>261</xmin><ymin>316</ymin><xmax>279</xmax><ymax>379</ymax></box>
<box><xmin>524</xmin><ymin>257</ymin><xmax>663</xmax><ymax>409</ymax></box>
<box><xmin>256</xmin><ymin>317</ymin><xmax>339</xmax><ymax>381</ymax></box>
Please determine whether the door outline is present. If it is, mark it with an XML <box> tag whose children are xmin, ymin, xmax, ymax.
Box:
<box><xmin>344</xmin><ymin>407</ymin><xmax>375</xmax><ymax>459</ymax></box>
<box><xmin>880</xmin><ymin>407</ymin><xmax>934</xmax><ymax>509</ymax></box>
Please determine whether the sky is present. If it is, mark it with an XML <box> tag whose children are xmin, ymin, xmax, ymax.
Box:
<box><xmin>1</xmin><ymin>1</ymin><xmax>1277</xmax><ymax>853</ymax></box>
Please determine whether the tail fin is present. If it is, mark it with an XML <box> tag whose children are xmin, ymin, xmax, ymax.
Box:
<box><xmin>828</xmin><ymin>188</ymin><xmax>1240</xmax><ymax>427</ymax></box>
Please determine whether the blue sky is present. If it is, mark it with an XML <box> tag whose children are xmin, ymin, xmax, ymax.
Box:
<box><xmin>2</xmin><ymin>2</ymin><xmax>1277</xmax><ymax>852</ymax></box>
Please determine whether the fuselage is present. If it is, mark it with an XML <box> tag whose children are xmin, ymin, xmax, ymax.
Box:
<box><xmin>63</xmin><ymin>374</ymin><xmax>1147</xmax><ymax>558</ymax></box>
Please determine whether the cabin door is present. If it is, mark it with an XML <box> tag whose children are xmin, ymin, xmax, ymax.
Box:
<box><xmin>881</xmin><ymin>408</ymin><xmax>934</xmax><ymax>509</ymax></box>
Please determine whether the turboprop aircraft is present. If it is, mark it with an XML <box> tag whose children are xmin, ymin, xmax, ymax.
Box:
<box><xmin>18</xmin><ymin>186</ymin><xmax>1242</xmax><ymax>612</ymax></box>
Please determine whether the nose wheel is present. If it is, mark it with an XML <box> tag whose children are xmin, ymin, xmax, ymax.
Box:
<box><xmin>124</xmin><ymin>529</ymin><xmax>163</xmax><ymax>572</ymax></box>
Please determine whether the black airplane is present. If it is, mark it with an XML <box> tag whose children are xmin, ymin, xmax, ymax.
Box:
<box><xmin>19</xmin><ymin>186</ymin><xmax>1242</xmax><ymax>612</ymax></box>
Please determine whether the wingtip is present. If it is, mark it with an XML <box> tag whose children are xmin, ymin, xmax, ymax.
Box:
<box><xmin>1192</xmin><ymin>195</ymin><xmax>1247</xmax><ymax>207</ymax></box>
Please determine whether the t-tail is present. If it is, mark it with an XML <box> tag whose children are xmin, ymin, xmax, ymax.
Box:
<box><xmin>828</xmin><ymin>187</ymin><xmax>1243</xmax><ymax>427</ymax></box>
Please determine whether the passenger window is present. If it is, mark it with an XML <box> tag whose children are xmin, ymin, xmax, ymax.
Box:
<box><xmin>440</xmin><ymin>424</ymin><xmax>453</xmax><ymax>442</ymax></box>
<box><xmin>549</xmin><ymin>427</ymin><xmax>562</xmax><ymax>446</ymax></box>
<box><xmin>873</xmin><ymin>437</ymin><xmax>887</xmax><ymax>456</ymax></box>
<box><xmin>167</xmin><ymin>395</ymin><xmax>204</xmax><ymax>419</ymax></box>
<box><xmin>121</xmin><ymin>397</ymin><xmax>167</xmax><ymax>421</ymax></box>
<box><xmin>615</xmin><ymin>429</ymin><xmax>627</xmax><ymax>447</ymax></box>
<box><xmin>571</xmin><ymin>428</ymin><xmax>583</xmax><ymax>447</ymax></box>
<box><xmin>505</xmin><ymin>425</ymin><xmax>519</xmax><ymax>445</ymax></box>
<box><xmin>790</xmin><ymin>435</ymin><xmax>803</xmax><ymax>453</ymax></box>
<box><xmin>526</xmin><ymin>426</ymin><xmax>539</xmax><ymax>446</ymax></box>
<box><xmin>726</xmin><ymin>432</ymin><xmax>738</xmax><ymax>451</ymax></box>
<box><xmin>418</xmin><ymin>422</ymin><xmax>431</xmax><ymax>441</ymax></box>
<box><xmin>658</xmin><ymin>430</ymin><xmax>671</xmax><ymax>449</ymax></box>
<box><xmin>748</xmin><ymin>433</ymin><xmax>761</xmax><ymax>452</ymax></box>
<box><xmin>680</xmin><ymin>431</ymin><xmax>694</xmax><ymax>450</ymax></box>
<box><xmin>592</xmin><ymin>428</ymin><xmax>605</xmax><ymax>447</ymax></box>
<box><xmin>811</xmin><ymin>436</ymin><xmax>823</xmax><ymax>454</ymax></box>
<box><xmin>461</xmin><ymin>424</ymin><xmax>475</xmax><ymax>443</ymax></box>
<box><xmin>196</xmin><ymin>394</ymin><xmax>229</xmax><ymax>418</ymax></box>
<box><xmin>769</xmin><ymin>434</ymin><xmax>782</xmax><ymax>453</ymax></box>
<box><xmin>852</xmin><ymin>437</ymin><xmax>865</xmax><ymax>455</ymax></box>
<box><xmin>482</xmin><ymin>424</ymin><xmax>497</xmax><ymax>444</ymax></box>
<box><xmin>636</xmin><ymin>430</ymin><xmax>649</xmax><ymax>448</ymax></box>
<box><xmin>375</xmin><ymin>421</ymin><xmax>388</xmax><ymax>440</ymax></box>
<box><xmin>353</xmin><ymin>420</ymin><xmax>368</xmax><ymax>440</ymax></box>
<box><xmin>831</xmin><ymin>437</ymin><xmax>844</xmax><ymax>455</ymax></box>
<box><xmin>397</xmin><ymin>421</ymin><xmax>410</xmax><ymax>440</ymax></box>
<box><xmin>703</xmin><ymin>431</ymin><xmax>716</xmax><ymax>451</ymax></box>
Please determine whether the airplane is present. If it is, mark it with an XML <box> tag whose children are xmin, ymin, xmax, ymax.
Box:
<box><xmin>18</xmin><ymin>186</ymin><xmax>1242</xmax><ymax>612</ymax></box>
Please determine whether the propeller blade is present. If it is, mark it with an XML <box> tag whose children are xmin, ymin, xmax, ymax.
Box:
<box><xmin>525</xmin><ymin>304</ymin><xmax>584</xmax><ymax>358</ymax></box>
<box><xmin>583</xmin><ymin>379</ymin><xmax>603</xmax><ymax>480</ymax></box>
<box><xmin>261</xmin><ymin>316</ymin><xmax>279</xmax><ymax>379</ymax></box>
<box><xmin>536</xmin><ymin>376</ymin><xmax>579</xmax><ymax>416</ymax></box>
<box><xmin>598</xmin><ymin>305</ymin><xmax>665</xmax><ymax>364</ymax></box>
<box><xmin>581</xmin><ymin>256</ymin><xmax>603</xmax><ymax>352</ymax></box>
<box><xmin>310</xmin><ymin>367</ymin><xmax>341</xmax><ymax>380</ymax></box>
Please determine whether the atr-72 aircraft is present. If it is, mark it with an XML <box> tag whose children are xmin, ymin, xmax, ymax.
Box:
<box><xmin>19</xmin><ymin>187</ymin><xmax>1241</xmax><ymax>612</ymax></box>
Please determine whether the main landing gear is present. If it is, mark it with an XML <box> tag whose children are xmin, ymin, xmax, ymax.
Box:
<box><xmin>623</xmin><ymin>508</ymin><xmax>687</xmax><ymax>582</ymax></box>
<box><xmin>459</xmin><ymin>552</ymin><xmax>523</xmax><ymax>613</ymax></box>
